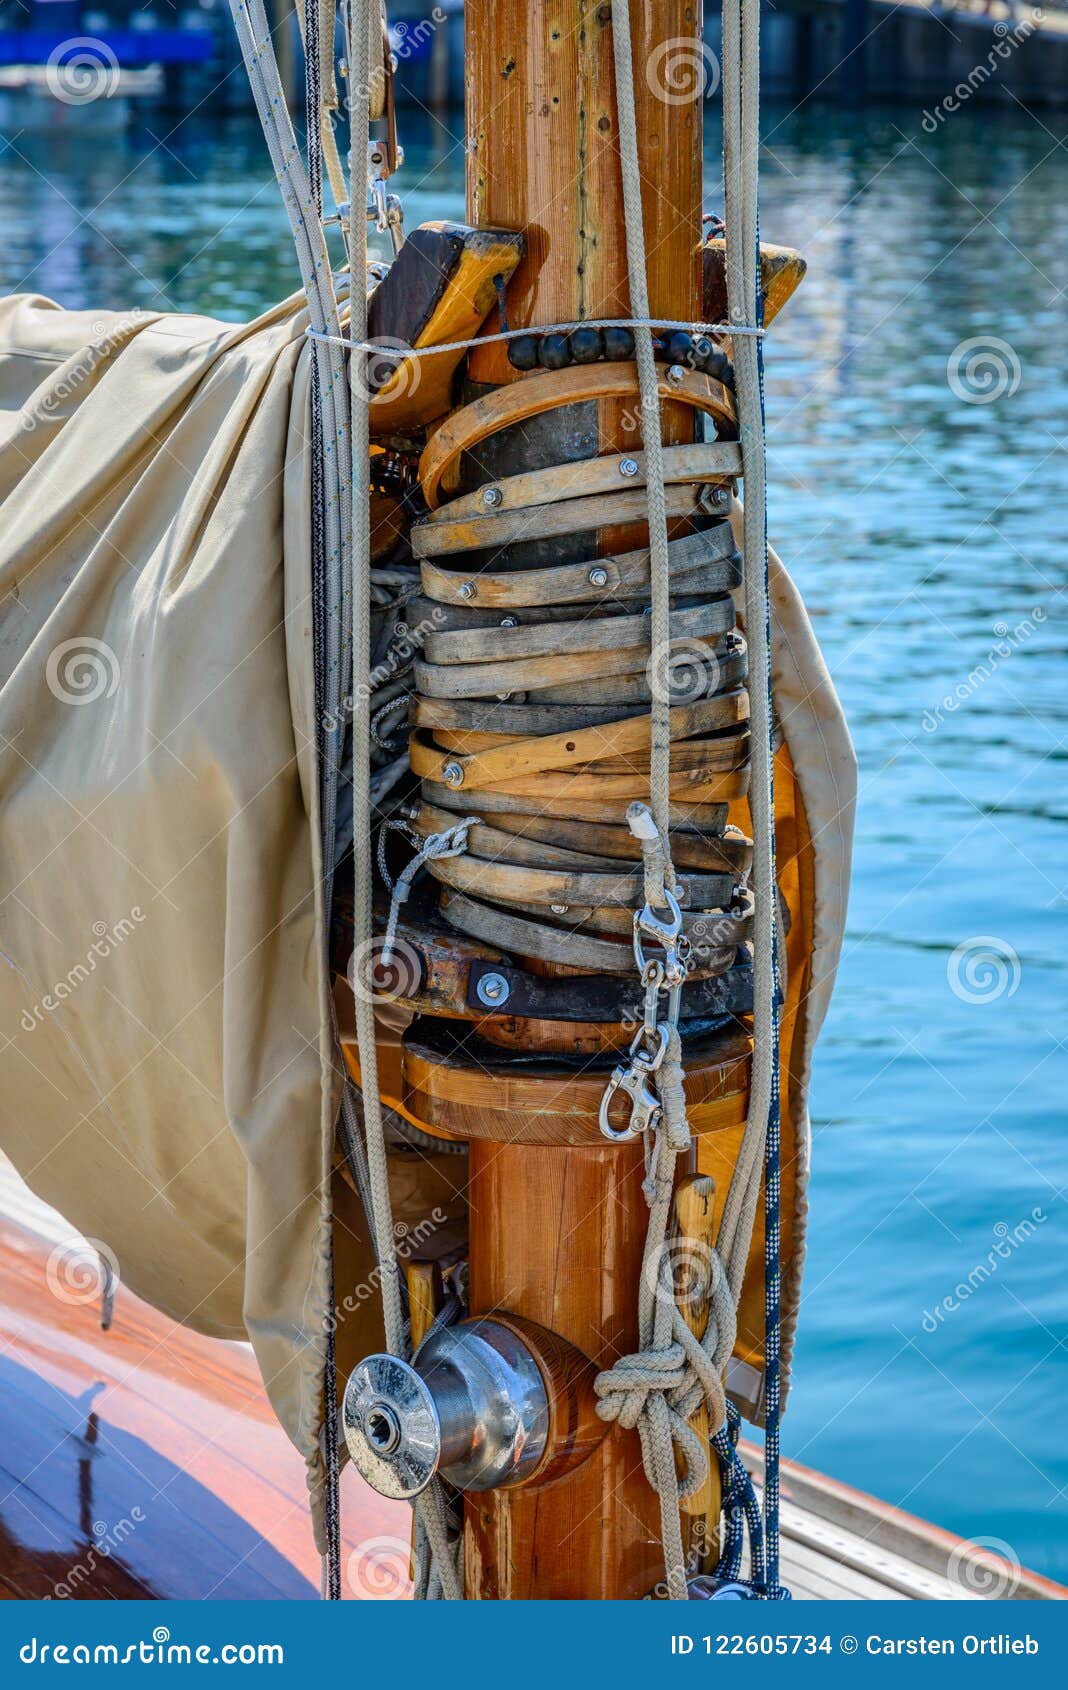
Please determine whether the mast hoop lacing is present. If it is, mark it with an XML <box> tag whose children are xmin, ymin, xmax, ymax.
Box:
<box><xmin>307</xmin><ymin>317</ymin><xmax>768</xmax><ymax>357</ymax></box>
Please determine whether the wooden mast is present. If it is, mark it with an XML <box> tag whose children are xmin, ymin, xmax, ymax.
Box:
<box><xmin>461</xmin><ymin>0</ymin><xmax>704</xmax><ymax>1600</ymax></box>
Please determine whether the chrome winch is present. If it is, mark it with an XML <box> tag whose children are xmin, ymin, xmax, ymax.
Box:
<box><xmin>343</xmin><ymin>1318</ymin><xmax>551</xmax><ymax>1500</ymax></box>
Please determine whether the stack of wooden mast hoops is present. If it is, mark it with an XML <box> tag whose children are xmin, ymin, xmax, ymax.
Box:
<box><xmin>383</xmin><ymin>351</ymin><xmax>766</xmax><ymax>1146</ymax></box>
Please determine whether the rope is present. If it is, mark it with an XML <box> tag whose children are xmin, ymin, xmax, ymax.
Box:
<box><xmin>715</xmin><ymin>0</ymin><xmax>789</xmax><ymax>1600</ymax></box>
<box><xmin>587</xmin><ymin>1</ymin><xmax>747</xmax><ymax>1604</ymax></box>
<box><xmin>227</xmin><ymin>0</ymin><xmax>356</xmax><ymax>1601</ymax></box>
<box><xmin>346</xmin><ymin>0</ymin><xmax>462</xmax><ymax>1602</ymax></box>
<box><xmin>380</xmin><ymin>818</ymin><xmax>477</xmax><ymax>964</ymax></box>
<box><xmin>308</xmin><ymin>315</ymin><xmax>766</xmax><ymax>360</ymax></box>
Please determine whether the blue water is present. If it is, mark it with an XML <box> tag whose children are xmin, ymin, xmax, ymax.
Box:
<box><xmin>1</xmin><ymin>100</ymin><xmax>1065</xmax><ymax>1581</ymax></box>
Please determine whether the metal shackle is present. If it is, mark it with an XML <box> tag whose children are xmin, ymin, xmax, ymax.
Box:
<box><xmin>342</xmin><ymin>1318</ymin><xmax>550</xmax><ymax>1501</ymax></box>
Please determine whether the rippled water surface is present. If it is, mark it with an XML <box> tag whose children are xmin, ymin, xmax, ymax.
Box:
<box><xmin>2</xmin><ymin>98</ymin><xmax>1065</xmax><ymax>1580</ymax></box>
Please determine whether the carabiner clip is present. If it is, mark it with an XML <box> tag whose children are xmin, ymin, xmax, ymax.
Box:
<box><xmin>633</xmin><ymin>887</ymin><xmax>684</xmax><ymax>974</ymax></box>
<box><xmin>598</xmin><ymin>1028</ymin><xmax>668</xmax><ymax>1143</ymax></box>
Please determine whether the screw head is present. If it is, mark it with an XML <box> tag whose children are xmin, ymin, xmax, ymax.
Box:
<box><xmin>458</xmin><ymin>581</ymin><xmax>477</xmax><ymax>601</ymax></box>
<box><xmin>442</xmin><ymin>760</ymin><xmax>465</xmax><ymax>788</ymax></box>
<box><xmin>619</xmin><ymin>457</ymin><xmax>640</xmax><ymax>478</ymax></box>
<box><xmin>482</xmin><ymin>485</ymin><xmax>503</xmax><ymax>508</ymax></box>
<box><xmin>476</xmin><ymin>971</ymin><xmax>511</xmax><ymax>1007</ymax></box>
<box><xmin>588</xmin><ymin>566</ymin><xmax>609</xmax><ymax>588</ymax></box>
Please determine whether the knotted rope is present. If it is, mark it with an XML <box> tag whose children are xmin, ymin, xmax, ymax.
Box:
<box><xmin>593</xmin><ymin>808</ymin><xmax>737</xmax><ymax>1600</ymax></box>
<box><xmin>380</xmin><ymin>818</ymin><xmax>477</xmax><ymax>966</ymax></box>
<box><xmin>597</xmin><ymin>0</ymin><xmax>786</xmax><ymax>1602</ymax></box>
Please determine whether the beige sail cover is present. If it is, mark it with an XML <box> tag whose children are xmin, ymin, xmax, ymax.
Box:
<box><xmin>0</xmin><ymin>291</ymin><xmax>855</xmax><ymax>1534</ymax></box>
<box><xmin>0</xmin><ymin>291</ymin><xmax>371</xmax><ymax>1540</ymax></box>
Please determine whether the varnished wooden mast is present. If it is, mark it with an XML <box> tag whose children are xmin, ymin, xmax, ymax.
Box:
<box><xmin>462</xmin><ymin>0</ymin><xmax>704</xmax><ymax>1600</ymax></box>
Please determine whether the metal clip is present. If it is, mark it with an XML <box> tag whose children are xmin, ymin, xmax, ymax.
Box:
<box><xmin>598</xmin><ymin>1027</ymin><xmax>669</xmax><ymax>1143</ymax></box>
<box><xmin>367</xmin><ymin>141</ymin><xmax>405</xmax><ymax>253</ymax></box>
<box><xmin>632</xmin><ymin>887</ymin><xmax>684</xmax><ymax>973</ymax></box>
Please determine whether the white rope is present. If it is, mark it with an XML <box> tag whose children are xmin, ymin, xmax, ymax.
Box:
<box><xmin>227</xmin><ymin>0</ymin><xmax>356</xmax><ymax>1601</ymax></box>
<box><xmin>307</xmin><ymin>316</ymin><xmax>766</xmax><ymax>358</ymax></box>
<box><xmin>346</xmin><ymin>0</ymin><xmax>463</xmax><ymax>1604</ymax></box>
<box><xmin>589</xmin><ymin>1</ymin><xmax>746</xmax><ymax>1604</ymax></box>
<box><xmin>227</xmin><ymin>0</ymin><xmax>352</xmax><ymax>854</ymax></box>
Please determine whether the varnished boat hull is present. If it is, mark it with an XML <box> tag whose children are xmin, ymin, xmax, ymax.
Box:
<box><xmin>0</xmin><ymin>1212</ymin><xmax>405</xmax><ymax>1601</ymax></box>
<box><xmin>1</xmin><ymin>1192</ymin><xmax>1061</xmax><ymax>1602</ymax></box>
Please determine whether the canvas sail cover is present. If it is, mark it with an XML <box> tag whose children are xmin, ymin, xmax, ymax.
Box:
<box><xmin>0</xmin><ymin>292</ymin><xmax>356</xmax><ymax>1536</ymax></box>
<box><xmin>0</xmin><ymin>289</ymin><xmax>855</xmax><ymax>1536</ymax></box>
